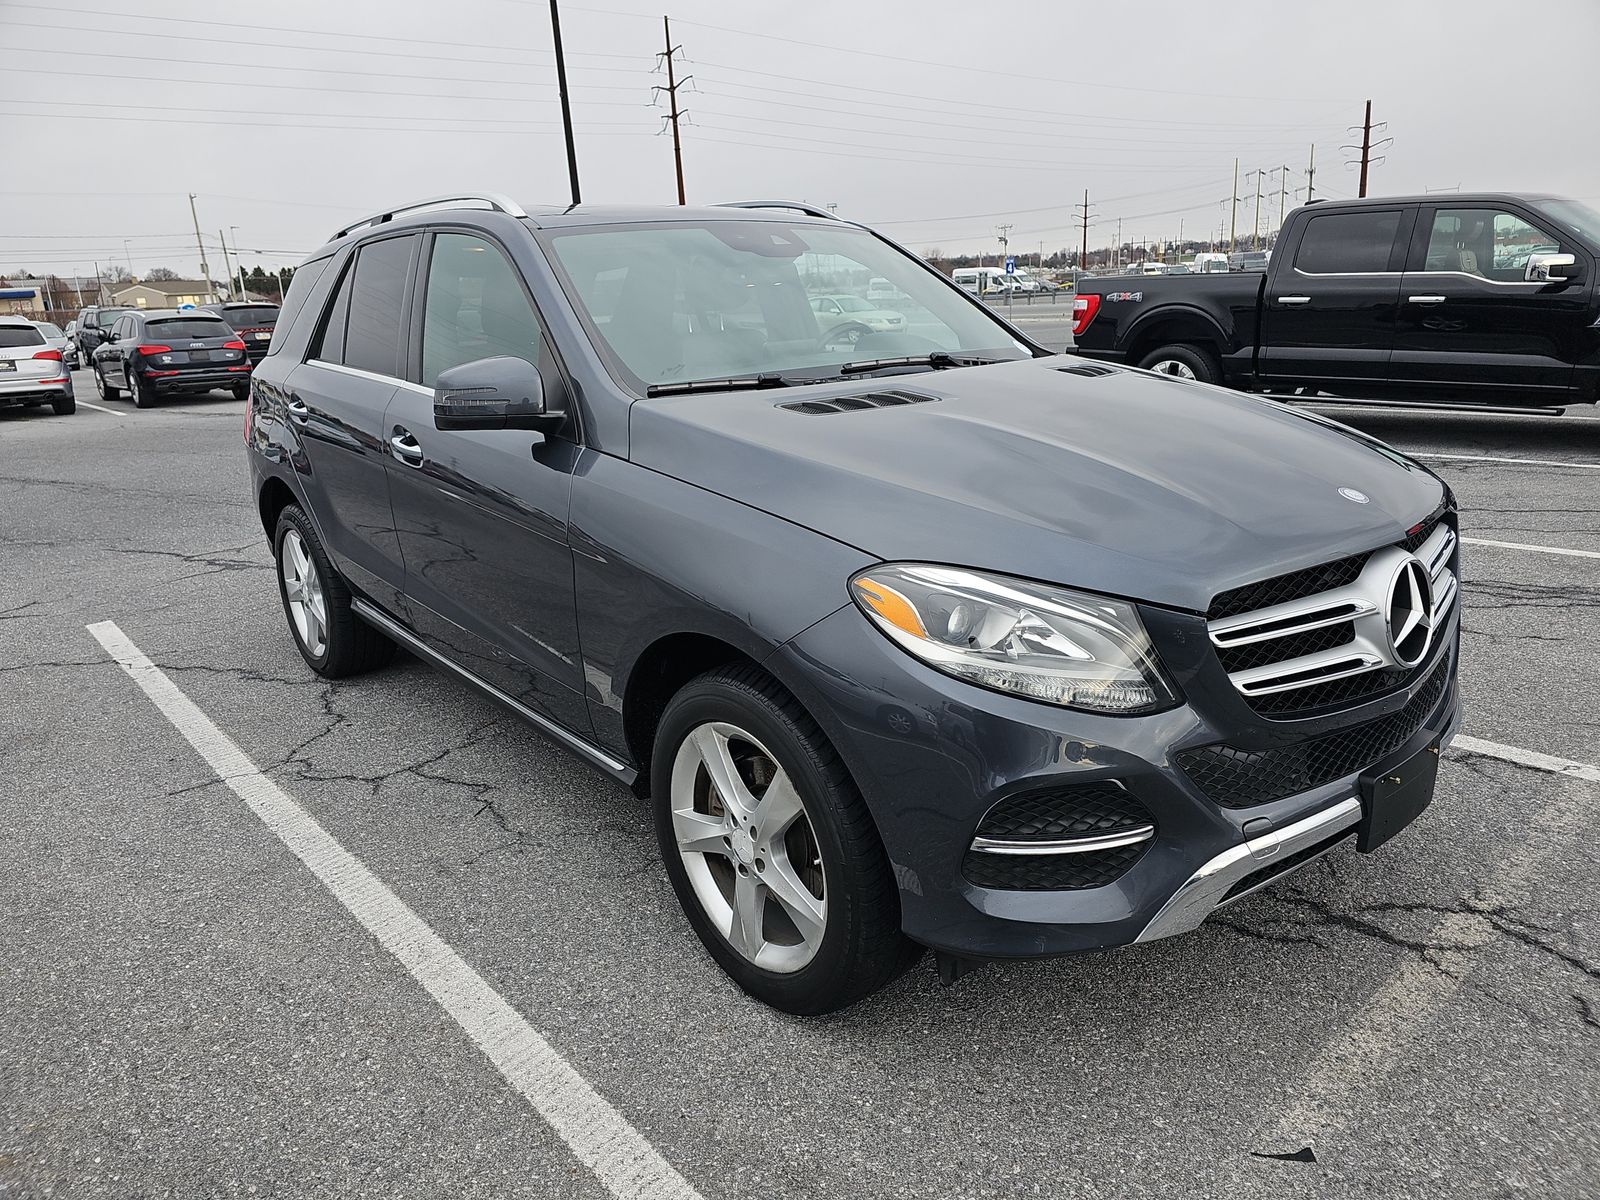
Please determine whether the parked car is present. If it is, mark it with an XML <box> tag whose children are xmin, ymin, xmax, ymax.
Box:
<box><xmin>1074</xmin><ymin>192</ymin><xmax>1599</xmax><ymax>408</ymax></box>
<box><xmin>61</xmin><ymin>320</ymin><xmax>80</xmax><ymax>369</ymax></box>
<box><xmin>808</xmin><ymin>293</ymin><xmax>906</xmax><ymax>345</ymax></box>
<box><xmin>247</xmin><ymin>194</ymin><xmax>1461</xmax><ymax>1014</ymax></box>
<box><xmin>32</xmin><ymin>319</ymin><xmax>71</xmax><ymax>361</ymax></box>
<box><xmin>91</xmin><ymin>308</ymin><xmax>252</xmax><ymax>407</ymax></box>
<box><xmin>201</xmin><ymin>302</ymin><xmax>281</xmax><ymax>365</ymax></box>
<box><xmin>73</xmin><ymin>305</ymin><xmax>134</xmax><ymax>362</ymax></box>
<box><xmin>0</xmin><ymin>317</ymin><xmax>74</xmax><ymax>415</ymax></box>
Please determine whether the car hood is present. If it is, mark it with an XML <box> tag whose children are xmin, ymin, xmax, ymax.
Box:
<box><xmin>629</xmin><ymin>356</ymin><xmax>1447</xmax><ymax>613</ymax></box>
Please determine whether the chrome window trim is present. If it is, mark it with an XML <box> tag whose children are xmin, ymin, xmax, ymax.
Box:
<box><xmin>305</xmin><ymin>358</ymin><xmax>431</xmax><ymax>395</ymax></box>
<box><xmin>969</xmin><ymin>825</ymin><xmax>1156</xmax><ymax>857</ymax></box>
<box><xmin>1394</xmin><ymin>269</ymin><xmax>1549</xmax><ymax>289</ymax></box>
<box><xmin>1291</xmin><ymin>267</ymin><xmax>1402</xmax><ymax>279</ymax></box>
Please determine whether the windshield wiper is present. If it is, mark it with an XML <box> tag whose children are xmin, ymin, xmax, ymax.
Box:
<box><xmin>645</xmin><ymin>373</ymin><xmax>794</xmax><ymax>397</ymax></box>
<box><xmin>837</xmin><ymin>351</ymin><xmax>1009</xmax><ymax>376</ymax></box>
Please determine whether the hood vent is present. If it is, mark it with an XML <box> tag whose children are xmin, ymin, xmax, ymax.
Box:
<box><xmin>781</xmin><ymin>389</ymin><xmax>937</xmax><ymax>416</ymax></box>
<box><xmin>1055</xmin><ymin>362</ymin><xmax>1121</xmax><ymax>377</ymax></box>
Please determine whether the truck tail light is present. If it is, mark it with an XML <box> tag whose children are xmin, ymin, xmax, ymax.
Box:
<box><xmin>137</xmin><ymin>344</ymin><xmax>174</xmax><ymax>356</ymax></box>
<box><xmin>1071</xmin><ymin>294</ymin><xmax>1101</xmax><ymax>336</ymax></box>
<box><xmin>32</xmin><ymin>349</ymin><xmax>62</xmax><ymax>361</ymax></box>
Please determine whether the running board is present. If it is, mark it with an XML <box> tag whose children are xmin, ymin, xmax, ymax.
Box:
<box><xmin>351</xmin><ymin>598</ymin><xmax>637</xmax><ymax>788</ymax></box>
<box><xmin>1282</xmin><ymin>395</ymin><xmax>1566</xmax><ymax>418</ymax></box>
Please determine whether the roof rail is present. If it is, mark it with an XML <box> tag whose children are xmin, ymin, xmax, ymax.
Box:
<box><xmin>330</xmin><ymin>192</ymin><xmax>529</xmax><ymax>241</ymax></box>
<box><xmin>715</xmin><ymin>200</ymin><xmax>843</xmax><ymax>222</ymax></box>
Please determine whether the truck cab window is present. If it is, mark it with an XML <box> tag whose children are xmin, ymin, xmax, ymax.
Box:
<box><xmin>1424</xmin><ymin>209</ymin><xmax>1563</xmax><ymax>281</ymax></box>
<box><xmin>1293</xmin><ymin>210</ymin><xmax>1402</xmax><ymax>274</ymax></box>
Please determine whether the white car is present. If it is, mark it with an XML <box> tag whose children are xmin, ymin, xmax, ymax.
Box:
<box><xmin>0</xmin><ymin>317</ymin><xmax>75</xmax><ymax>415</ymax></box>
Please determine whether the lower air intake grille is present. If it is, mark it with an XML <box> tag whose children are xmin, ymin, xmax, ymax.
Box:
<box><xmin>962</xmin><ymin>783</ymin><xmax>1154</xmax><ymax>891</ymax></box>
<box><xmin>1178</xmin><ymin>656</ymin><xmax>1451</xmax><ymax>809</ymax></box>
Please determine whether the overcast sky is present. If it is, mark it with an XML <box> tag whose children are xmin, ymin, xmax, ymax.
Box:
<box><xmin>5</xmin><ymin>0</ymin><xmax>1599</xmax><ymax>280</ymax></box>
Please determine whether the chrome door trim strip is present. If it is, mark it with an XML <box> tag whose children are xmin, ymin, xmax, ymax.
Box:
<box><xmin>305</xmin><ymin>359</ymin><xmax>433</xmax><ymax>396</ymax></box>
<box><xmin>351</xmin><ymin>598</ymin><xmax>635</xmax><ymax>784</ymax></box>
<box><xmin>969</xmin><ymin>825</ymin><xmax>1156</xmax><ymax>856</ymax></box>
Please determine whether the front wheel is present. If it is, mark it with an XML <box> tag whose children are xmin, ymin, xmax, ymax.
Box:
<box><xmin>1137</xmin><ymin>343</ymin><xmax>1221</xmax><ymax>384</ymax></box>
<box><xmin>653</xmin><ymin>664</ymin><xmax>918</xmax><ymax>1014</ymax></box>
<box><xmin>273</xmin><ymin>504</ymin><xmax>395</xmax><ymax>677</ymax></box>
<box><xmin>94</xmin><ymin>366</ymin><xmax>121</xmax><ymax>400</ymax></box>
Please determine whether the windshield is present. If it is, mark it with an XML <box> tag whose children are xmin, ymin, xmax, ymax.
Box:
<box><xmin>543</xmin><ymin>219</ymin><xmax>1031</xmax><ymax>391</ymax></box>
<box><xmin>1541</xmin><ymin>198</ymin><xmax>1600</xmax><ymax>243</ymax></box>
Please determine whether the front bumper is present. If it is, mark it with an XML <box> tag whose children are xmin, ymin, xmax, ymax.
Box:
<box><xmin>774</xmin><ymin>599</ymin><xmax>1460</xmax><ymax>960</ymax></box>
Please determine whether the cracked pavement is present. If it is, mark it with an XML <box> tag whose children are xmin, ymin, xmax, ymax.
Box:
<box><xmin>1</xmin><ymin>377</ymin><xmax>1598</xmax><ymax>1199</ymax></box>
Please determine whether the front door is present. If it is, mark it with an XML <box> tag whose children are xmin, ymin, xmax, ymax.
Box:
<box><xmin>385</xmin><ymin>229</ymin><xmax>589</xmax><ymax>735</ymax></box>
<box><xmin>287</xmin><ymin>233</ymin><xmax>419</xmax><ymax>613</ymax></box>
<box><xmin>1257</xmin><ymin>205</ymin><xmax>1411</xmax><ymax>392</ymax></box>
<box><xmin>1390</xmin><ymin>204</ymin><xmax>1591</xmax><ymax>405</ymax></box>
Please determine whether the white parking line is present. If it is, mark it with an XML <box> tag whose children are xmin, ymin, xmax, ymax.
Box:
<box><xmin>1412</xmin><ymin>452</ymin><xmax>1600</xmax><ymax>471</ymax></box>
<box><xmin>1450</xmin><ymin>733</ymin><xmax>1600</xmax><ymax>783</ymax></box>
<box><xmin>1461</xmin><ymin>536</ymin><xmax>1600</xmax><ymax>561</ymax></box>
<box><xmin>76</xmin><ymin>399</ymin><xmax>126</xmax><ymax>418</ymax></box>
<box><xmin>85</xmin><ymin>620</ymin><xmax>703</xmax><ymax>1200</ymax></box>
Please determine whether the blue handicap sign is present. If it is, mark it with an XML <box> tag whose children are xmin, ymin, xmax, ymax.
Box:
<box><xmin>1004</xmin><ymin>257</ymin><xmax>1016</xmax><ymax>275</ymax></box>
<box><xmin>177</xmin><ymin>303</ymin><xmax>197</xmax><ymax>310</ymax></box>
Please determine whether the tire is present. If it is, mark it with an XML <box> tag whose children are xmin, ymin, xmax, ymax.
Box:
<box><xmin>94</xmin><ymin>365</ymin><xmax>121</xmax><ymax>400</ymax></box>
<box><xmin>652</xmin><ymin>664</ymin><xmax>918</xmax><ymax>1014</ymax></box>
<box><xmin>51</xmin><ymin>393</ymin><xmax>75</xmax><ymax>415</ymax></box>
<box><xmin>1136</xmin><ymin>343</ymin><xmax>1221</xmax><ymax>384</ymax></box>
<box><xmin>127</xmin><ymin>370</ymin><xmax>153</xmax><ymax>408</ymax></box>
<box><xmin>273</xmin><ymin>504</ymin><xmax>396</xmax><ymax>678</ymax></box>
<box><xmin>232</xmin><ymin>383</ymin><xmax>249</xmax><ymax>402</ymax></box>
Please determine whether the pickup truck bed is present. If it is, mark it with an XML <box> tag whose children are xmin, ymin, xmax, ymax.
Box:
<box><xmin>1073</xmin><ymin>192</ymin><xmax>1600</xmax><ymax>409</ymax></box>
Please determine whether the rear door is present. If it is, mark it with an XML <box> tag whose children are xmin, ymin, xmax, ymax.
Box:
<box><xmin>283</xmin><ymin>233</ymin><xmax>419</xmax><ymax>613</ymax></box>
<box><xmin>383</xmin><ymin>227</ymin><xmax>589</xmax><ymax>733</ymax></box>
<box><xmin>105</xmin><ymin>315</ymin><xmax>135</xmax><ymax>384</ymax></box>
<box><xmin>1390</xmin><ymin>203</ymin><xmax>1591</xmax><ymax>404</ymax></box>
<box><xmin>1257</xmin><ymin>205</ymin><xmax>1412</xmax><ymax>391</ymax></box>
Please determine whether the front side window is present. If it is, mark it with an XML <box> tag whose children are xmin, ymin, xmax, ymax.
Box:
<box><xmin>420</xmin><ymin>233</ymin><xmax>545</xmax><ymax>387</ymax></box>
<box><xmin>1294</xmin><ymin>211</ymin><xmax>1402</xmax><ymax>274</ymax></box>
<box><xmin>1424</xmin><ymin>208</ymin><xmax>1564</xmax><ymax>281</ymax></box>
<box><xmin>342</xmin><ymin>235</ymin><xmax>415</xmax><ymax>377</ymax></box>
<box><xmin>542</xmin><ymin>219</ymin><xmax>1030</xmax><ymax>392</ymax></box>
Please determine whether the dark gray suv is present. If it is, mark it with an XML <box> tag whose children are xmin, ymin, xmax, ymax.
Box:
<box><xmin>246</xmin><ymin>194</ymin><xmax>1461</xmax><ymax>1013</ymax></box>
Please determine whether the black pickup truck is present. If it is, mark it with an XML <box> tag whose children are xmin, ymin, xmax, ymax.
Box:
<box><xmin>1073</xmin><ymin>193</ymin><xmax>1600</xmax><ymax>408</ymax></box>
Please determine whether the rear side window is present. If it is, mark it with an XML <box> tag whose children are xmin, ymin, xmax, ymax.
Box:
<box><xmin>343</xmin><ymin>235</ymin><xmax>416</xmax><ymax>377</ymax></box>
<box><xmin>267</xmin><ymin>256</ymin><xmax>331</xmax><ymax>359</ymax></box>
<box><xmin>0</xmin><ymin>326</ymin><xmax>45</xmax><ymax>348</ymax></box>
<box><xmin>311</xmin><ymin>261</ymin><xmax>354</xmax><ymax>363</ymax></box>
<box><xmin>146</xmin><ymin>318</ymin><xmax>229</xmax><ymax>338</ymax></box>
<box><xmin>1294</xmin><ymin>211</ymin><xmax>1402</xmax><ymax>274</ymax></box>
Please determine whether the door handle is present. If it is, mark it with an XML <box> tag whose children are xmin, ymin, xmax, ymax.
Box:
<box><xmin>1408</xmin><ymin>295</ymin><xmax>1447</xmax><ymax>305</ymax></box>
<box><xmin>285</xmin><ymin>395</ymin><xmax>310</xmax><ymax>422</ymax></box>
<box><xmin>390</xmin><ymin>431</ymin><xmax>425</xmax><ymax>465</ymax></box>
<box><xmin>1276</xmin><ymin>295</ymin><xmax>1311</xmax><ymax>306</ymax></box>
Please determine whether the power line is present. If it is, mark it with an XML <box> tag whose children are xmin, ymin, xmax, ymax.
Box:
<box><xmin>0</xmin><ymin>106</ymin><xmax>657</xmax><ymax>137</ymax></box>
<box><xmin>2</xmin><ymin>96</ymin><xmax>655</xmax><ymax>130</ymax></box>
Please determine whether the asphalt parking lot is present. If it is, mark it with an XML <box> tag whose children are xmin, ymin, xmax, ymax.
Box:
<box><xmin>3</xmin><ymin>367</ymin><xmax>1598</xmax><ymax>1199</ymax></box>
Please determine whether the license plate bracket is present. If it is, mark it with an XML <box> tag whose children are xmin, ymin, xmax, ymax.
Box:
<box><xmin>1358</xmin><ymin>739</ymin><xmax>1441</xmax><ymax>851</ymax></box>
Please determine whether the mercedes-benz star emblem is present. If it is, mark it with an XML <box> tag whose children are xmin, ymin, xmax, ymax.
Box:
<box><xmin>1385</xmin><ymin>557</ymin><xmax>1435</xmax><ymax>667</ymax></box>
<box><xmin>1338</xmin><ymin>487</ymin><xmax>1370</xmax><ymax>504</ymax></box>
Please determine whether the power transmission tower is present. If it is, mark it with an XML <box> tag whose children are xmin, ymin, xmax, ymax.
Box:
<box><xmin>653</xmin><ymin>16</ymin><xmax>691</xmax><ymax>204</ymax></box>
<box><xmin>1243</xmin><ymin>169</ymin><xmax>1265</xmax><ymax>251</ymax></box>
<box><xmin>1073</xmin><ymin>190</ymin><xmax>1096</xmax><ymax>269</ymax></box>
<box><xmin>1274</xmin><ymin>165</ymin><xmax>1291</xmax><ymax>237</ymax></box>
<box><xmin>1342</xmin><ymin>101</ymin><xmax>1391</xmax><ymax>198</ymax></box>
<box><xmin>996</xmin><ymin>223</ymin><xmax>1012</xmax><ymax>263</ymax></box>
<box><xmin>549</xmin><ymin>0</ymin><xmax>581</xmax><ymax>205</ymax></box>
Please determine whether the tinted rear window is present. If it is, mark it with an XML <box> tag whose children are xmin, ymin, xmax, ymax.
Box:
<box><xmin>0</xmin><ymin>326</ymin><xmax>46</xmax><ymax>348</ymax></box>
<box><xmin>221</xmin><ymin>306</ymin><xmax>280</xmax><ymax>327</ymax></box>
<box><xmin>1294</xmin><ymin>211</ymin><xmax>1402</xmax><ymax>273</ymax></box>
<box><xmin>146</xmin><ymin>318</ymin><xmax>231</xmax><ymax>338</ymax></box>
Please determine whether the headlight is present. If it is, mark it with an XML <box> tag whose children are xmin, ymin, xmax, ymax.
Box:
<box><xmin>849</xmin><ymin>564</ymin><xmax>1176</xmax><ymax>714</ymax></box>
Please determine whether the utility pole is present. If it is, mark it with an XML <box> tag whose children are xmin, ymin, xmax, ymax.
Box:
<box><xmin>1277</xmin><ymin>165</ymin><xmax>1289</xmax><ymax>235</ymax></box>
<box><xmin>1229</xmin><ymin>158</ymin><xmax>1239</xmax><ymax>254</ymax></box>
<box><xmin>996</xmin><ymin>223</ymin><xmax>1012</xmax><ymax>263</ymax></box>
<box><xmin>549</xmin><ymin>0</ymin><xmax>581</xmax><ymax>205</ymax></box>
<box><xmin>1246</xmin><ymin>169</ymin><xmax>1264</xmax><ymax>251</ymax></box>
<box><xmin>230</xmin><ymin>226</ymin><xmax>244</xmax><ymax>297</ymax></box>
<box><xmin>655</xmin><ymin>16</ymin><xmax>690</xmax><ymax>204</ymax></box>
<box><xmin>1115</xmin><ymin>217</ymin><xmax>1122</xmax><ymax>267</ymax></box>
<box><xmin>187</xmin><ymin>193</ymin><xmax>215</xmax><ymax>301</ymax></box>
<box><xmin>217</xmin><ymin>231</ymin><xmax>235</xmax><ymax>301</ymax></box>
<box><xmin>1074</xmin><ymin>189</ymin><xmax>1093</xmax><ymax>270</ymax></box>
<box><xmin>93</xmin><ymin>261</ymin><xmax>102</xmax><ymax>306</ymax></box>
<box><xmin>1357</xmin><ymin>99</ymin><xmax>1371</xmax><ymax>198</ymax></box>
<box><xmin>1305</xmin><ymin>143</ymin><xmax>1316</xmax><ymax>202</ymax></box>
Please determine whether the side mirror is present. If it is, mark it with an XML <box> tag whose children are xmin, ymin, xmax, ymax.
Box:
<box><xmin>1525</xmin><ymin>252</ymin><xmax>1577</xmax><ymax>283</ymax></box>
<box><xmin>103</xmin><ymin>330</ymin><xmax>118</xmax><ymax>343</ymax></box>
<box><xmin>433</xmin><ymin>355</ymin><xmax>563</xmax><ymax>433</ymax></box>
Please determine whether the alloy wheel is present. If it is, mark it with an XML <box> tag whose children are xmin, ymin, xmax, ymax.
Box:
<box><xmin>1150</xmin><ymin>358</ymin><xmax>1197</xmax><ymax>380</ymax></box>
<box><xmin>669</xmin><ymin>721</ymin><xmax>827</xmax><ymax>973</ymax></box>
<box><xmin>280</xmin><ymin>528</ymin><xmax>329</xmax><ymax>658</ymax></box>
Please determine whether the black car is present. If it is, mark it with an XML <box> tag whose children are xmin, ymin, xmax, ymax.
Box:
<box><xmin>73</xmin><ymin>305</ymin><xmax>134</xmax><ymax>362</ymax></box>
<box><xmin>202</xmin><ymin>302</ymin><xmax>281</xmax><ymax>365</ymax></box>
<box><xmin>246</xmin><ymin>194</ymin><xmax>1461</xmax><ymax>1013</ymax></box>
<box><xmin>1074</xmin><ymin>193</ymin><xmax>1599</xmax><ymax>408</ymax></box>
<box><xmin>91</xmin><ymin>308</ymin><xmax>252</xmax><ymax>407</ymax></box>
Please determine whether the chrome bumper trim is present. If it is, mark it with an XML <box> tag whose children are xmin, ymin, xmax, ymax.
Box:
<box><xmin>1135</xmin><ymin>797</ymin><xmax>1362</xmax><ymax>942</ymax></box>
<box><xmin>970</xmin><ymin>824</ymin><xmax>1156</xmax><ymax>857</ymax></box>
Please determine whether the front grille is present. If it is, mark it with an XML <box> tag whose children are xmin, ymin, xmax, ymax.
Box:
<box><xmin>1216</xmin><ymin>621</ymin><xmax>1355</xmax><ymax>674</ymax></box>
<box><xmin>1249</xmin><ymin>665</ymin><xmax>1413</xmax><ymax>715</ymax></box>
<box><xmin>1178</xmin><ymin>655</ymin><xmax>1451</xmax><ymax>809</ymax></box>
<box><xmin>963</xmin><ymin>783</ymin><xmax>1154</xmax><ymax>891</ymax></box>
<box><xmin>1208</xmin><ymin>553</ymin><xmax>1368</xmax><ymax>621</ymax></box>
